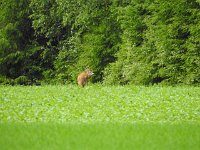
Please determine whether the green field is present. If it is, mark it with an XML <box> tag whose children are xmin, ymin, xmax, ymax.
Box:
<box><xmin>0</xmin><ymin>85</ymin><xmax>200</xmax><ymax>150</ymax></box>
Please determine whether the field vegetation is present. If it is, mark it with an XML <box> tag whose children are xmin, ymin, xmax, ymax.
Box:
<box><xmin>0</xmin><ymin>0</ymin><xmax>199</xmax><ymax>149</ymax></box>
<box><xmin>0</xmin><ymin>85</ymin><xmax>200</xmax><ymax>149</ymax></box>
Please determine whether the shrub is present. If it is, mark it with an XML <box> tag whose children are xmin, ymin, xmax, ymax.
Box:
<box><xmin>14</xmin><ymin>76</ymin><xmax>30</xmax><ymax>85</ymax></box>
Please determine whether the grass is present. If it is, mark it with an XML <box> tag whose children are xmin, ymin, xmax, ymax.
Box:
<box><xmin>0</xmin><ymin>85</ymin><xmax>200</xmax><ymax>149</ymax></box>
<box><xmin>1</xmin><ymin>122</ymin><xmax>200</xmax><ymax>150</ymax></box>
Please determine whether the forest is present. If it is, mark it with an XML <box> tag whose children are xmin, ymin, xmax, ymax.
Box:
<box><xmin>0</xmin><ymin>0</ymin><xmax>199</xmax><ymax>85</ymax></box>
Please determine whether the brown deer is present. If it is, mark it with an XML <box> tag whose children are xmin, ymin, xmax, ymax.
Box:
<box><xmin>77</xmin><ymin>69</ymin><xmax>94</xmax><ymax>87</ymax></box>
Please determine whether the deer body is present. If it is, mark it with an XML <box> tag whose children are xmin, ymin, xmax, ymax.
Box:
<box><xmin>77</xmin><ymin>69</ymin><xmax>94</xmax><ymax>87</ymax></box>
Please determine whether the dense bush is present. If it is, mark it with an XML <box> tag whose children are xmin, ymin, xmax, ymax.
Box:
<box><xmin>14</xmin><ymin>76</ymin><xmax>30</xmax><ymax>85</ymax></box>
<box><xmin>0</xmin><ymin>0</ymin><xmax>199</xmax><ymax>85</ymax></box>
<box><xmin>104</xmin><ymin>0</ymin><xmax>200</xmax><ymax>85</ymax></box>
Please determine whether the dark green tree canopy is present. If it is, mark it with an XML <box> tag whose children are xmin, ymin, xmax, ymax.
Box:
<box><xmin>0</xmin><ymin>0</ymin><xmax>199</xmax><ymax>85</ymax></box>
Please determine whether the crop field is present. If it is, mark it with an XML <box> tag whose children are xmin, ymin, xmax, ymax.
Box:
<box><xmin>0</xmin><ymin>85</ymin><xmax>200</xmax><ymax>150</ymax></box>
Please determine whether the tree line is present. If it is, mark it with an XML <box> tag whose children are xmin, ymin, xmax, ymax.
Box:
<box><xmin>0</xmin><ymin>0</ymin><xmax>199</xmax><ymax>85</ymax></box>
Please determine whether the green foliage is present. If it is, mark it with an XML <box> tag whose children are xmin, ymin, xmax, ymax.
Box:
<box><xmin>53</xmin><ymin>35</ymin><xmax>81</xmax><ymax>84</ymax></box>
<box><xmin>142</xmin><ymin>0</ymin><xmax>200</xmax><ymax>85</ymax></box>
<box><xmin>0</xmin><ymin>85</ymin><xmax>200</xmax><ymax>149</ymax></box>
<box><xmin>104</xmin><ymin>1</ymin><xmax>151</xmax><ymax>85</ymax></box>
<box><xmin>0</xmin><ymin>76</ymin><xmax>14</xmax><ymax>85</ymax></box>
<box><xmin>49</xmin><ymin>0</ymin><xmax>121</xmax><ymax>83</ymax></box>
<box><xmin>14</xmin><ymin>76</ymin><xmax>30</xmax><ymax>85</ymax></box>
<box><xmin>1</xmin><ymin>85</ymin><xmax>200</xmax><ymax>122</ymax></box>
<box><xmin>0</xmin><ymin>0</ymin><xmax>40</xmax><ymax>83</ymax></box>
<box><xmin>0</xmin><ymin>0</ymin><xmax>199</xmax><ymax>85</ymax></box>
<box><xmin>1</xmin><ymin>123</ymin><xmax>200</xmax><ymax>150</ymax></box>
<box><xmin>104</xmin><ymin>0</ymin><xmax>200</xmax><ymax>85</ymax></box>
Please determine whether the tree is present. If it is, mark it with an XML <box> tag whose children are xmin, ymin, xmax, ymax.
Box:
<box><xmin>0</xmin><ymin>0</ymin><xmax>40</xmax><ymax>84</ymax></box>
<box><xmin>104</xmin><ymin>0</ymin><xmax>200</xmax><ymax>85</ymax></box>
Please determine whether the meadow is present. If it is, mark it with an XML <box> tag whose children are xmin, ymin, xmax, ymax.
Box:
<box><xmin>0</xmin><ymin>85</ymin><xmax>200</xmax><ymax>150</ymax></box>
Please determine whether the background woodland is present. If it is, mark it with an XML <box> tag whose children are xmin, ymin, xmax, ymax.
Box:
<box><xmin>0</xmin><ymin>0</ymin><xmax>199</xmax><ymax>85</ymax></box>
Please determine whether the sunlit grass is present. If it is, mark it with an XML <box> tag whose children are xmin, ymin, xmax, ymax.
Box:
<box><xmin>0</xmin><ymin>85</ymin><xmax>200</xmax><ymax>150</ymax></box>
<box><xmin>0</xmin><ymin>122</ymin><xmax>200</xmax><ymax>150</ymax></box>
<box><xmin>1</xmin><ymin>85</ymin><xmax>199</xmax><ymax>123</ymax></box>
